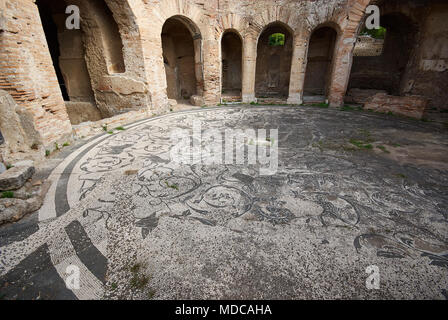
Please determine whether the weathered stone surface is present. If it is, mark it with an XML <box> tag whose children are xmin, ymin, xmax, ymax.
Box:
<box><xmin>0</xmin><ymin>2</ymin><xmax>73</xmax><ymax>150</ymax></box>
<box><xmin>0</xmin><ymin>91</ymin><xmax>30</xmax><ymax>157</ymax></box>
<box><xmin>0</xmin><ymin>198</ymin><xmax>29</xmax><ymax>225</ymax></box>
<box><xmin>1</xmin><ymin>0</ymin><xmax>447</xmax><ymax>155</ymax></box>
<box><xmin>14</xmin><ymin>160</ymin><xmax>34</xmax><ymax>168</ymax></box>
<box><xmin>65</xmin><ymin>102</ymin><xmax>103</xmax><ymax>125</ymax></box>
<box><xmin>168</xmin><ymin>99</ymin><xmax>178</xmax><ymax>107</ymax></box>
<box><xmin>0</xmin><ymin>165</ymin><xmax>35</xmax><ymax>191</ymax></box>
<box><xmin>364</xmin><ymin>93</ymin><xmax>428</xmax><ymax>119</ymax></box>
<box><xmin>0</xmin><ymin>179</ymin><xmax>50</xmax><ymax>224</ymax></box>
<box><xmin>101</xmin><ymin>75</ymin><xmax>148</xmax><ymax>96</ymax></box>
<box><xmin>0</xmin><ymin>90</ymin><xmax>44</xmax><ymax>163</ymax></box>
<box><xmin>0</xmin><ymin>163</ymin><xmax>6</xmax><ymax>174</ymax></box>
<box><xmin>190</xmin><ymin>95</ymin><xmax>205</xmax><ymax>106</ymax></box>
<box><xmin>72</xmin><ymin>109</ymin><xmax>150</xmax><ymax>139</ymax></box>
<box><xmin>345</xmin><ymin>88</ymin><xmax>388</xmax><ymax>104</ymax></box>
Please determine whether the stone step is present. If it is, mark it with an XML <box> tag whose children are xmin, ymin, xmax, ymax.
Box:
<box><xmin>0</xmin><ymin>164</ymin><xmax>35</xmax><ymax>191</ymax></box>
<box><xmin>222</xmin><ymin>96</ymin><xmax>242</xmax><ymax>103</ymax></box>
<box><xmin>256</xmin><ymin>98</ymin><xmax>288</xmax><ymax>105</ymax></box>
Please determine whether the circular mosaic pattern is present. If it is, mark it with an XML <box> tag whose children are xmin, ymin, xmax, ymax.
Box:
<box><xmin>1</xmin><ymin>106</ymin><xmax>447</xmax><ymax>300</ymax></box>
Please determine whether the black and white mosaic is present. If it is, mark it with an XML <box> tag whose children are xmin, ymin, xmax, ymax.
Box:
<box><xmin>1</xmin><ymin>106</ymin><xmax>447</xmax><ymax>299</ymax></box>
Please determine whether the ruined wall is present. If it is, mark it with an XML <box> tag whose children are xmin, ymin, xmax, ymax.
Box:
<box><xmin>348</xmin><ymin>0</ymin><xmax>448</xmax><ymax>111</ymax></box>
<box><xmin>37</xmin><ymin>0</ymin><xmax>95</xmax><ymax>103</ymax></box>
<box><xmin>348</xmin><ymin>9</ymin><xmax>418</xmax><ymax>95</ymax></box>
<box><xmin>1</xmin><ymin>0</ymin><xmax>375</xmax><ymax>131</ymax></box>
<box><xmin>353</xmin><ymin>35</ymin><xmax>384</xmax><ymax>57</ymax></box>
<box><xmin>400</xmin><ymin>2</ymin><xmax>448</xmax><ymax>111</ymax></box>
<box><xmin>5</xmin><ymin>0</ymin><xmax>447</xmax><ymax>151</ymax></box>
<box><xmin>70</xmin><ymin>0</ymin><xmax>151</xmax><ymax>118</ymax></box>
<box><xmin>0</xmin><ymin>0</ymin><xmax>73</xmax><ymax>150</ymax></box>
<box><xmin>0</xmin><ymin>90</ymin><xmax>44</xmax><ymax>162</ymax></box>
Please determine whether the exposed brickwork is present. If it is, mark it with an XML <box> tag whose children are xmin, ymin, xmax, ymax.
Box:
<box><xmin>348</xmin><ymin>0</ymin><xmax>448</xmax><ymax>112</ymax></box>
<box><xmin>364</xmin><ymin>93</ymin><xmax>428</xmax><ymax>120</ymax></box>
<box><xmin>0</xmin><ymin>0</ymin><xmax>72</xmax><ymax>148</ymax></box>
<box><xmin>1</xmin><ymin>0</ymin><xmax>447</xmax><ymax>159</ymax></box>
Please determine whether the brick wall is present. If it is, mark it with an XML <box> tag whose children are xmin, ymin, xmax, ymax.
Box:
<box><xmin>0</xmin><ymin>0</ymin><xmax>72</xmax><ymax>149</ymax></box>
<box><xmin>2</xmin><ymin>0</ymin><xmax>445</xmax><ymax>147</ymax></box>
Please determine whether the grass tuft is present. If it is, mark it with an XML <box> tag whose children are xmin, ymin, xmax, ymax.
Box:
<box><xmin>165</xmin><ymin>181</ymin><xmax>179</xmax><ymax>191</ymax></box>
<box><xmin>309</xmin><ymin>103</ymin><xmax>329</xmax><ymax>108</ymax></box>
<box><xmin>376</xmin><ymin>145</ymin><xmax>390</xmax><ymax>153</ymax></box>
<box><xmin>1</xmin><ymin>191</ymin><xmax>14</xmax><ymax>199</ymax></box>
<box><xmin>147</xmin><ymin>289</ymin><xmax>156</xmax><ymax>299</ymax></box>
<box><xmin>129</xmin><ymin>263</ymin><xmax>150</xmax><ymax>290</ymax></box>
<box><xmin>349</xmin><ymin>139</ymin><xmax>373</xmax><ymax>150</ymax></box>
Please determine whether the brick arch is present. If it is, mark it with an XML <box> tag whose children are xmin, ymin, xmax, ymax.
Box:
<box><xmin>230</xmin><ymin>4</ymin><xmax>300</xmax><ymax>104</ymax></box>
<box><xmin>139</xmin><ymin>0</ymin><xmax>215</xmax><ymax>107</ymax></box>
<box><xmin>326</xmin><ymin>0</ymin><xmax>424</xmax><ymax>107</ymax></box>
<box><xmin>255</xmin><ymin>20</ymin><xmax>294</xmax><ymax>46</ymax></box>
<box><xmin>304</xmin><ymin>17</ymin><xmax>343</xmax><ymax>39</ymax></box>
<box><xmin>220</xmin><ymin>28</ymin><xmax>244</xmax><ymax>43</ymax></box>
<box><xmin>345</xmin><ymin>0</ymin><xmax>375</xmax><ymax>37</ymax></box>
<box><xmin>161</xmin><ymin>15</ymin><xmax>205</xmax><ymax>100</ymax></box>
<box><xmin>217</xmin><ymin>14</ymin><xmax>246</xmax><ymax>41</ymax></box>
<box><xmin>248</xmin><ymin>3</ymin><xmax>298</xmax><ymax>34</ymax></box>
<box><xmin>149</xmin><ymin>0</ymin><xmax>205</xmax><ymax>38</ymax></box>
<box><xmin>72</xmin><ymin>0</ymin><xmax>125</xmax><ymax>75</ymax></box>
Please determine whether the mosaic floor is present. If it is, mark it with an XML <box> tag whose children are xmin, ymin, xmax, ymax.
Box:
<box><xmin>1</xmin><ymin>106</ymin><xmax>447</xmax><ymax>299</ymax></box>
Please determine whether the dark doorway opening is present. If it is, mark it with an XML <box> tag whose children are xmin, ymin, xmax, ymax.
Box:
<box><xmin>37</xmin><ymin>0</ymin><xmax>70</xmax><ymax>101</ymax></box>
<box><xmin>255</xmin><ymin>23</ymin><xmax>293</xmax><ymax>99</ymax></box>
<box><xmin>304</xmin><ymin>27</ymin><xmax>337</xmax><ymax>98</ymax></box>
<box><xmin>221</xmin><ymin>31</ymin><xmax>242</xmax><ymax>100</ymax></box>
<box><xmin>162</xmin><ymin>17</ymin><xmax>198</xmax><ymax>101</ymax></box>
